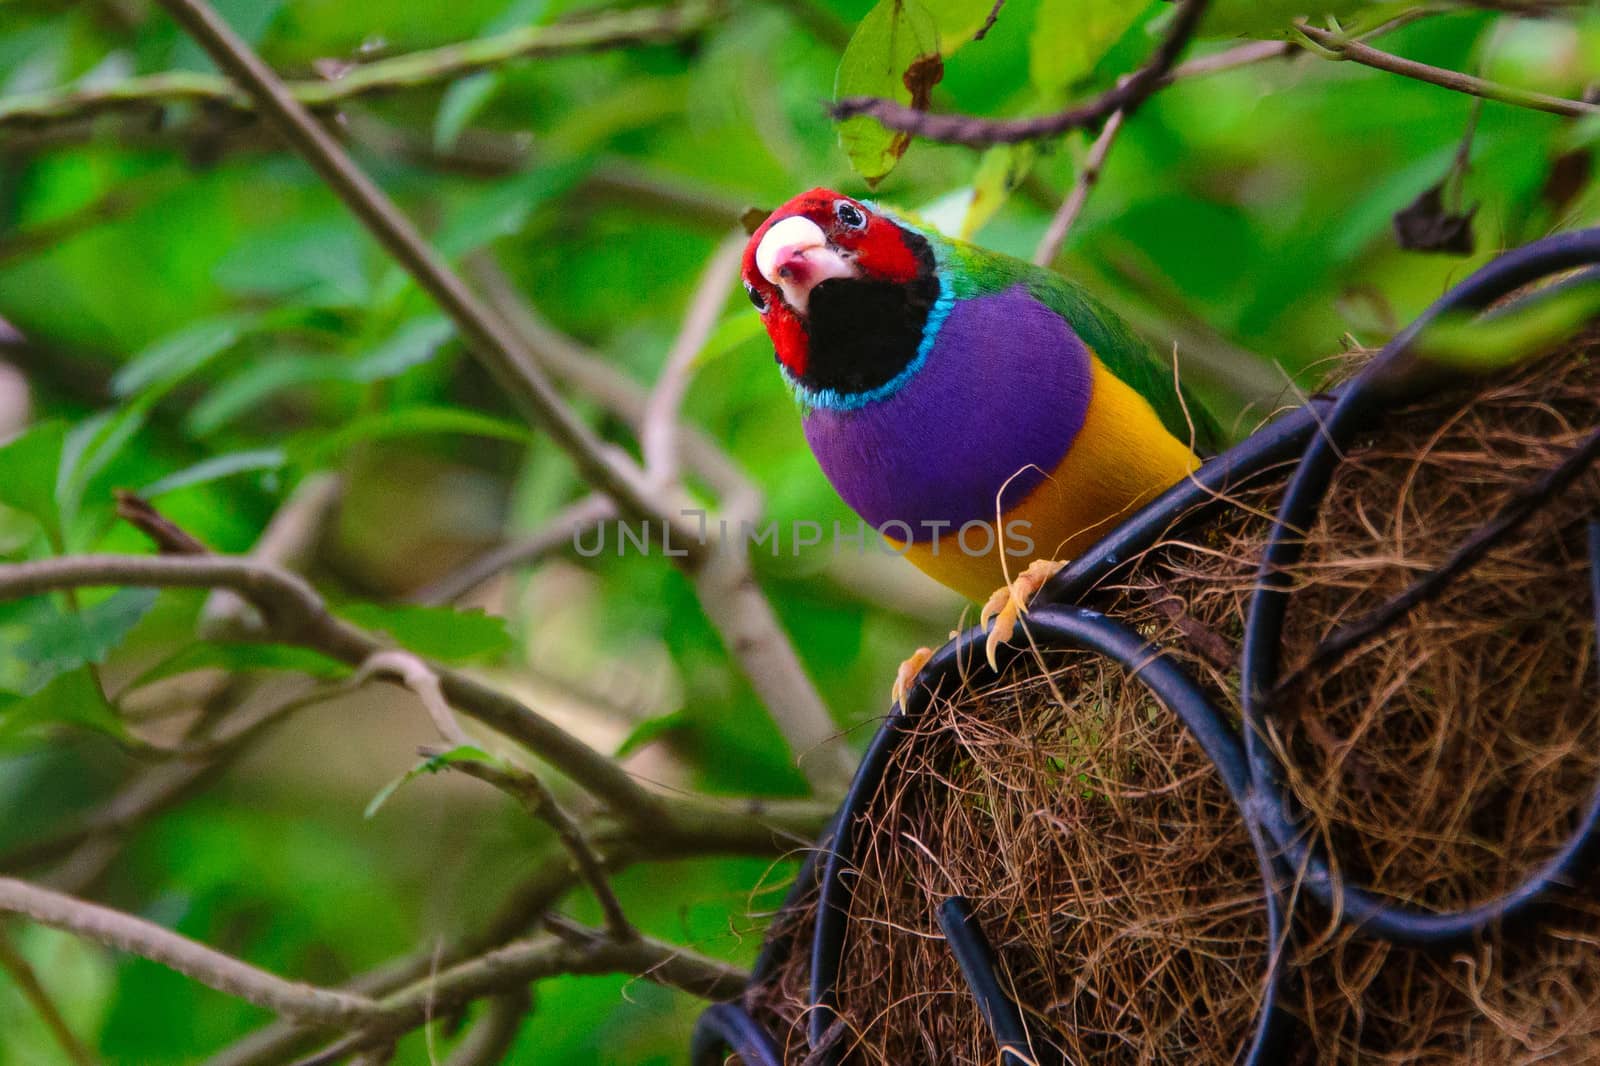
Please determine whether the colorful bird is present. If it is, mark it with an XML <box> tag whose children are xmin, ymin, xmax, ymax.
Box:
<box><xmin>742</xmin><ymin>188</ymin><xmax>1218</xmax><ymax>700</ymax></box>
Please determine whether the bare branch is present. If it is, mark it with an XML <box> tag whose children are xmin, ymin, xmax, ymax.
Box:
<box><xmin>1164</xmin><ymin>38</ymin><xmax>1292</xmax><ymax>80</ymax></box>
<box><xmin>440</xmin><ymin>754</ymin><xmax>635</xmax><ymax>942</ymax></box>
<box><xmin>0</xmin><ymin>877</ymin><xmax>381</xmax><ymax>1024</ymax></box>
<box><xmin>203</xmin><ymin>793</ymin><xmax>830</xmax><ymax>1066</ymax></box>
<box><xmin>115</xmin><ymin>490</ymin><xmax>209</xmax><ymax>554</ymax></box>
<box><xmin>355</xmin><ymin>651</ymin><xmax>474</xmax><ymax>748</ymax></box>
<box><xmin>830</xmin><ymin>0</ymin><xmax>1210</xmax><ymax>147</ymax></box>
<box><xmin>415</xmin><ymin>493</ymin><xmax>616</xmax><ymax>606</ymax></box>
<box><xmin>0</xmin><ymin>552</ymin><xmax>672</xmax><ymax>827</ymax></box>
<box><xmin>145</xmin><ymin>0</ymin><xmax>701</xmax><ymax>563</ymax></box>
<box><xmin>365</xmin><ymin>925</ymin><xmax>746</xmax><ymax>1039</ymax></box>
<box><xmin>468</xmin><ymin>256</ymin><xmax>764</xmax><ymax>521</ymax></box>
<box><xmin>142</xmin><ymin>0</ymin><xmax>853</xmax><ymax>793</ymax></box>
<box><xmin>1033</xmin><ymin>108</ymin><xmax>1126</xmax><ymax>267</ymax></box>
<box><xmin>0</xmin><ymin>2</ymin><xmax>714</xmax><ymax>134</ymax></box>
<box><xmin>641</xmin><ymin>232</ymin><xmax>746</xmax><ymax>491</ymax></box>
<box><xmin>442</xmin><ymin>992</ymin><xmax>529</xmax><ymax>1066</ymax></box>
<box><xmin>0</xmin><ymin>876</ymin><xmax>746</xmax><ymax>1060</ymax></box>
<box><xmin>201</xmin><ymin>472</ymin><xmax>342</xmax><ymax>639</ymax></box>
<box><xmin>290</xmin><ymin>923</ymin><xmax>749</xmax><ymax>1063</ymax></box>
<box><xmin>1295</xmin><ymin>22</ymin><xmax>1600</xmax><ymax>118</ymax></box>
<box><xmin>0</xmin><ymin>928</ymin><xmax>97</xmax><ymax>1066</ymax></box>
<box><xmin>467</xmin><ymin>256</ymin><xmax>853</xmax><ymax>794</ymax></box>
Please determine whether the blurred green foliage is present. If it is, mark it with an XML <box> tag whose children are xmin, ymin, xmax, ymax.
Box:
<box><xmin>0</xmin><ymin>0</ymin><xmax>1596</xmax><ymax>1060</ymax></box>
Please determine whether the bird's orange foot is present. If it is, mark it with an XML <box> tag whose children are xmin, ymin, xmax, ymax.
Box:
<box><xmin>890</xmin><ymin>646</ymin><xmax>934</xmax><ymax>708</ymax></box>
<box><xmin>980</xmin><ymin>558</ymin><xmax>1067</xmax><ymax>669</ymax></box>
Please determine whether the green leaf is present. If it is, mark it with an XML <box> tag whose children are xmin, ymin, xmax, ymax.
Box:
<box><xmin>336</xmin><ymin>603</ymin><xmax>514</xmax><ymax>663</ymax></box>
<box><xmin>433</xmin><ymin>162</ymin><xmax>588</xmax><ymax>260</ymax></box>
<box><xmin>287</xmin><ymin>406</ymin><xmax>534</xmax><ymax>467</ymax></box>
<box><xmin>435</xmin><ymin>72</ymin><xmax>503</xmax><ymax>151</ymax></box>
<box><xmin>127</xmin><ymin>642</ymin><xmax>349</xmax><ymax>691</ymax></box>
<box><xmin>0</xmin><ymin>667</ymin><xmax>126</xmax><ymax>741</ymax></box>
<box><xmin>835</xmin><ymin>0</ymin><xmax>943</xmax><ymax>186</ymax></box>
<box><xmin>365</xmin><ymin>744</ymin><xmax>494</xmax><ymax>818</ymax></box>
<box><xmin>1197</xmin><ymin>0</ymin><xmax>1385</xmax><ymax>40</ymax></box>
<box><xmin>215</xmin><ymin>221</ymin><xmax>372</xmax><ymax>307</ymax></box>
<box><xmin>56</xmin><ymin>404</ymin><xmax>149</xmax><ymax>542</ymax></box>
<box><xmin>614</xmin><ymin>708</ymin><xmax>690</xmax><ymax>758</ymax></box>
<box><xmin>111</xmin><ymin>316</ymin><xmax>250</xmax><ymax>399</ymax></box>
<box><xmin>1411</xmin><ymin>279</ymin><xmax>1600</xmax><ymax>373</ymax></box>
<box><xmin>187</xmin><ymin>321</ymin><xmax>456</xmax><ymax>437</ymax></box>
<box><xmin>1030</xmin><ymin>0</ymin><xmax>1149</xmax><ymax>97</ymax></box>
<box><xmin>141</xmin><ymin>449</ymin><xmax>287</xmax><ymax>498</ymax></box>
<box><xmin>186</xmin><ymin>356</ymin><xmax>331</xmax><ymax>437</ymax></box>
<box><xmin>13</xmin><ymin>588</ymin><xmax>158</xmax><ymax>694</ymax></box>
<box><xmin>347</xmin><ymin>317</ymin><xmax>455</xmax><ymax>382</ymax></box>
<box><xmin>694</xmin><ymin>312</ymin><xmax>767</xmax><ymax>368</ymax></box>
<box><xmin>434</xmin><ymin>0</ymin><xmax>547</xmax><ymax>149</ymax></box>
<box><xmin>0</xmin><ymin>420</ymin><xmax>66</xmax><ymax>539</ymax></box>
<box><xmin>960</xmin><ymin>142</ymin><xmax>1036</xmax><ymax>240</ymax></box>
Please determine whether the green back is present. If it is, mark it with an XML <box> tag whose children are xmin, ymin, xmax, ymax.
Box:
<box><xmin>922</xmin><ymin>226</ymin><xmax>1225</xmax><ymax>455</ymax></box>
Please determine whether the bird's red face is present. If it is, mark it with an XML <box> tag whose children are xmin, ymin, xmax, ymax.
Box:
<box><xmin>742</xmin><ymin>188</ymin><xmax>926</xmax><ymax>380</ymax></box>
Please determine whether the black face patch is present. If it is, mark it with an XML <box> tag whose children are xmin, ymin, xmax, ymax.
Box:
<box><xmin>797</xmin><ymin>230</ymin><xmax>939</xmax><ymax>398</ymax></box>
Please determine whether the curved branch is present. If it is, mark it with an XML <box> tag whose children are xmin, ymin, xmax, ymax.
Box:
<box><xmin>1033</xmin><ymin>107</ymin><xmax>1126</xmax><ymax>267</ymax></box>
<box><xmin>0</xmin><ymin>2</ymin><xmax>713</xmax><ymax>133</ymax></box>
<box><xmin>0</xmin><ymin>878</ymin><xmax>381</xmax><ymax>1024</ymax></box>
<box><xmin>830</xmin><ymin>0</ymin><xmax>1210</xmax><ymax>147</ymax></box>
<box><xmin>1296</xmin><ymin>22</ymin><xmax>1600</xmax><ymax>118</ymax></box>
<box><xmin>0</xmin><ymin>552</ymin><xmax>671</xmax><ymax>828</ymax></box>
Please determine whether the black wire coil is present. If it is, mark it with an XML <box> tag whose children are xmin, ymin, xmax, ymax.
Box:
<box><xmin>692</xmin><ymin>229</ymin><xmax>1600</xmax><ymax>1066</ymax></box>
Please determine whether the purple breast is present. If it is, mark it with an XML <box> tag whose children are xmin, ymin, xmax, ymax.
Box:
<box><xmin>803</xmin><ymin>284</ymin><xmax>1092</xmax><ymax>541</ymax></box>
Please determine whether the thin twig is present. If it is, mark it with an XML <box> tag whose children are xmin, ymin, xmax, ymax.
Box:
<box><xmin>441</xmin><ymin>991</ymin><xmax>529</xmax><ymax>1066</ymax></box>
<box><xmin>415</xmin><ymin>493</ymin><xmax>617</xmax><ymax>606</ymax></box>
<box><xmin>200</xmin><ymin>472</ymin><xmax>342</xmax><ymax>639</ymax></box>
<box><xmin>467</xmin><ymin>256</ymin><xmax>853</xmax><ymax>794</ymax></box>
<box><xmin>0</xmin><ymin>552</ymin><xmax>672</xmax><ymax>827</ymax></box>
<box><xmin>291</xmin><ymin>926</ymin><xmax>747</xmax><ymax>1062</ymax></box>
<box><xmin>0</xmin><ymin>926</ymin><xmax>98</xmax><ymax>1066</ymax></box>
<box><xmin>0</xmin><ymin>876</ymin><xmax>744</xmax><ymax>1058</ymax></box>
<box><xmin>641</xmin><ymin>232</ymin><xmax>745</xmax><ymax>491</ymax></box>
<box><xmin>1296</xmin><ymin>22</ymin><xmax>1600</xmax><ymax>118</ymax></box>
<box><xmin>830</xmin><ymin>0</ymin><xmax>1210</xmax><ymax>147</ymax></box>
<box><xmin>467</xmin><ymin>256</ymin><xmax>764</xmax><ymax>521</ymax></box>
<box><xmin>440</xmin><ymin>755</ymin><xmax>636</xmax><ymax>941</ymax></box>
<box><xmin>0</xmin><ymin>2</ymin><xmax>714</xmax><ymax>133</ymax></box>
<box><xmin>202</xmin><ymin>793</ymin><xmax>830</xmax><ymax>1066</ymax></box>
<box><xmin>147</xmin><ymin>0</ymin><xmax>698</xmax><ymax>561</ymax></box>
<box><xmin>0</xmin><ymin>878</ymin><xmax>381</xmax><ymax>1023</ymax></box>
<box><xmin>115</xmin><ymin>490</ymin><xmax>209</xmax><ymax>554</ymax></box>
<box><xmin>971</xmin><ymin>0</ymin><xmax>1005</xmax><ymax>42</ymax></box>
<box><xmin>1033</xmin><ymin>108</ymin><xmax>1126</xmax><ymax>267</ymax></box>
<box><xmin>356</xmin><ymin>652</ymin><xmax>474</xmax><ymax>748</ymax></box>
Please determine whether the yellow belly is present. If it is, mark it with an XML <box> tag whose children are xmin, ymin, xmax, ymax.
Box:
<box><xmin>892</xmin><ymin>357</ymin><xmax>1202</xmax><ymax>602</ymax></box>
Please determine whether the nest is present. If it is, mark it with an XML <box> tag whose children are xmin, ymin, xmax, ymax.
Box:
<box><xmin>743</xmin><ymin>339</ymin><xmax>1600</xmax><ymax>1065</ymax></box>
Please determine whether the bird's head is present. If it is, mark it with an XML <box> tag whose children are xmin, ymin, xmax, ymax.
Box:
<box><xmin>742</xmin><ymin>188</ymin><xmax>940</xmax><ymax>404</ymax></box>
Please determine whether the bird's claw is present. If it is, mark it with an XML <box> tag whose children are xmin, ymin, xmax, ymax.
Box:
<box><xmin>891</xmin><ymin>646</ymin><xmax>935</xmax><ymax>709</ymax></box>
<box><xmin>980</xmin><ymin>558</ymin><xmax>1066</xmax><ymax>670</ymax></box>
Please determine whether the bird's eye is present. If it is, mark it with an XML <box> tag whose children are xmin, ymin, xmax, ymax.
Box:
<box><xmin>745</xmin><ymin>282</ymin><xmax>768</xmax><ymax>313</ymax></box>
<box><xmin>834</xmin><ymin>200</ymin><xmax>867</xmax><ymax>231</ymax></box>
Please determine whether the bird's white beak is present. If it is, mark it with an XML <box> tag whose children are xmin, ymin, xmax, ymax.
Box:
<box><xmin>754</xmin><ymin>215</ymin><xmax>856</xmax><ymax>316</ymax></box>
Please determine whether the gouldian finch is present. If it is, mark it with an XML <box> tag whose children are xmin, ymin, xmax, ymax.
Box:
<box><xmin>741</xmin><ymin>189</ymin><xmax>1218</xmax><ymax>696</ymax></box>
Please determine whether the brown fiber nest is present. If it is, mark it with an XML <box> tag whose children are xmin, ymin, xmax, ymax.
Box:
<box><xmin>744</xmin><ymin>338</ymin><xmax>1600</xmax><ymax>1065</ymax></box>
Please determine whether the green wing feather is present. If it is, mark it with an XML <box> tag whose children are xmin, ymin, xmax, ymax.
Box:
<box><xmin>917</xmin><ymin>225</ymin><xmax>1225</xmax><ymax>455</ymax></box>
